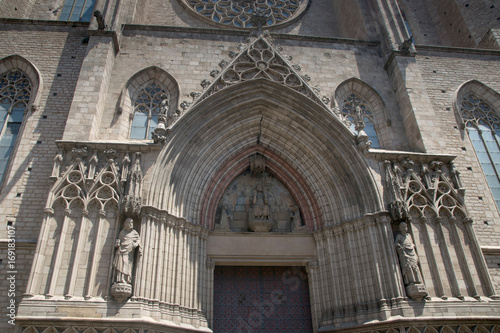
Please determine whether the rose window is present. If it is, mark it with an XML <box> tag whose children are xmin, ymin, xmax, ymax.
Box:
<box><xmin>183</xmin><ymin>0</ymin><xmax>308</xmax><ymax>29</ymax></box>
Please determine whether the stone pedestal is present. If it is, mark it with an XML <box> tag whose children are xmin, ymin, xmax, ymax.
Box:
<box><xmin>406</xmin><ymin>283</ymin><xmax>428</xmax><ymax>301</ymax></box>
<box><xmin>248</xmin><ymin>219</ymin><xmax>273</xmax><ymax>232</ymax></box>
<box><xmin>111</xmin><ymin>283</ymin><xmax>132</xmax><ymax>301</ymax></box>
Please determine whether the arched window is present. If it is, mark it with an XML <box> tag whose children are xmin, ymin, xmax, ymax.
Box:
<box><xmin>460</xmin><ymin>93</ymin><xmax>500</xmax><ymax>209</ymax></box>
<box><xmin>130</xmin><ymin>82</ymin><xmax>169</xmax><ymax>139</ymax></box>
<box><xmin>341</xmin><ymin>93</ymin><xmax>380</xmax><ymax>148</ymax></box>
<box><xmin>59</xmin><ymin>0</ymin><xmax>96</xmax><ymax>22</ymax></box>
<box><xmin>0</xmin><ymin>70</ymin><xmax>31</xmax><ymax>184</ymax></box>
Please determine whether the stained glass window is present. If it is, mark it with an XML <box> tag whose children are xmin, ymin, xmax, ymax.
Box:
<box><xmin>130</xmin><ymin>82</ymin><xmax>169</xmax><ymax>140</ymax></box>
<box><xmin>0</xmin><ymin>70</ymin><xmax>31</xmax><ymax>185</ymax></box>
<box><xmin>184</xmin><ymin>0</ymin><xmax>306</xmax><ymax>29</ymax></box>
<box><xmin>460</xmin><ymin>93</ymin><xmax>500</xmax><ymax>209</ymax></box>
<box><xmin>341</xmin><ymin>93</ymin><xmax>380</xmax><ymax>148</ymax></box>
<box><xmin>59</xmin><ymin>0</ymin><xmax>95</xmax><ymax>22</ymax></box>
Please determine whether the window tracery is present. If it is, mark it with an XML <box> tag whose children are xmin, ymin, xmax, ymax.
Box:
<box><xmin>183</xmin><ymin>0</ymin><xmax>307</xmax><ymax>29</ymax></box>
<box><xmin>130</xmin><ymin>82</ymin><xmax>169</xmax><ymax>140</ymax></box>
<box><xmin>460</xmin><ymin>93</ymin><xmax>500</xmax><ymax>209</ymax></box>
<box><xmin>341</xmin><ymin>93</ymin><xmax>380</xmax><ymax>148</ymax></box>
<box><xmin>0</xmin><ymin>70</ymin><xmax>31</xmax><ymax>185</ymax></box>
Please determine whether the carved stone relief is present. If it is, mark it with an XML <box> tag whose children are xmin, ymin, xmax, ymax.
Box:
<box><xmin>214</xmin><ymin>169</ymin><xmax>302</xmax><ymax>232</ymax></box>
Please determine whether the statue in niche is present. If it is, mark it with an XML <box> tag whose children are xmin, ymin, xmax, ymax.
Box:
<box><xmin>291</xmin><ymin>205</ymin><xmax>305</xmax><ymax>232</ymax></box>
<box><xmin>395</xmin><ymin>222</ymin><xmax>428</xmax><ymax>300</ymax></box>
<box><xmin>111</xmin><ymin>218</ymin><xmax>142</xmax><ymax>301</ymax></box>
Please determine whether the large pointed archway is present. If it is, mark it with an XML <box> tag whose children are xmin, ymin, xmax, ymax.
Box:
<box><xmin>146</xmin><ymin>78</ymin><xmax>382</xmax><ymax>228</ymax></box>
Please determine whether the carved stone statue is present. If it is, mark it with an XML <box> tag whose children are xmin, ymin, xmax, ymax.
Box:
<box><xmin>248</xmin><ymin>184</ymin><xmax>272</xmax><ymax>232</ymax></box>
<box><xmin>111</xmin><ymin>218</ymin><xmax>142</xmax><ymax>301</ymax></box>
<box><xmin>395</xmin><ymin>222</ymin><xmax>428</xmax><ymax>300</ymax></box>
<box><xmin>291</xmin><ymin>205</ymin><xmax>305</xmax><ymax>232</ymax></box>
<box><xmin>252</xmin><ymin>184</ymin><xmax>269</xmax><ymax>219</ymax></box>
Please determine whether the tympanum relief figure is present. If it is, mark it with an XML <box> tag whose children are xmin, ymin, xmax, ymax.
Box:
<box><xmin>111</xmin><ymin>218</ymin><xmax>142</xmax><ymax>301</ymax></box>
<box><xmin>248</xmin><ymin>183</ymin><xmax>273</xmax><ymax>232</ymax></box>
<box><xmin>214</xmin><ymin>155</ymin><xmax>301</xmax><ymax>232</ymax></box>
<box><xmin>291</xmin><ymin>205</ymin><xmax>306</xmax><ymax>232</ymax></box>
<box><xmin>395</xmin><ymin>222</ymin><xmax>428</xmax><ymax>300</ymax></box>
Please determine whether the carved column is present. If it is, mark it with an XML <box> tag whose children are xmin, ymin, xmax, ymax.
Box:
<box><xmin>85</xmin><ymin>210</ymin><xmax>107</xmax><ymax>299</ymax></box>
<box><xmin>313</xmin><ymin>232</ymin><xmax>329</xmax><ymax>321</ymax></box>
<box><xmin>307</xmin><ymin>260</ymin><xmax>320</xmax><ymax>333</ymax></box>
<box><xmin>416</xmin><ymin>216</ymin><xmax>446</xmax><ymax>299</ymax></box>
<box><xmin>345</xmin><ymin>223</ymin><xmax>364</xmax><ymax>317</ymax></box>
<box><xmin>47</xmin><ymin>208</ymin><xmax>72</xmax><ymax>298</ymax></box>
<box><xmin>207</xmin><ymin>259</ymin><xmax>216</xmax><ymax>328</ymax></box>
<box><xmin>434</xmin><ymin>216</ymin><xmax>462</xmax><ymax>299</ymax></box>
<box><xmin>448</xmin><ymin>216</ymin><xmax>479</xmax><ymax>299</ymax></box>
<box><xmin>375</xmin><ymin>214</ymin><xmax>405</xmax><ymax>300</ymax></box>
<box><xmin>24</xmin><ymin>208</ymin><xmax>55</xmax><ymax>297</ymax></box>
<box><xmin>65</xmin><ymin>209</ymin><xmax>90</xmax><ymax>299</ymax></box>
<box><xmin>365</xmin><ymin>216</ymin><xmax>386</xmax><ymax>310</ymax></box>
<box><xmin>134</xmin><ymin>216</ymin><xmax>150</xmax><ymax>300</ymax></box>
<box><xmin>463</xmin><ymin>218</ymin><xmax>499</xmax><ymax>299</ymax></box>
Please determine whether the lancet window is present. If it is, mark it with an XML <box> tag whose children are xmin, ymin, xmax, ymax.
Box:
<box><xmin>130</xmin><ymin>82</ymin><xmax>169</xmax><ymax>140</ymax></box>
<box><xmin>59</xmin><ymin>0</ymin><xmax>95</xmax><ymax>22</ymax></box>
<box><xmin>460</xmin><ymin>93</ymin><xmax>500</xmax><ymax>209</ymax></box>
<box><xmin>0</xmin><ymin>70</ymin><xmax>31</xmax><ymax>185</ymax></box>
<box><xmin>341</xmin><ymin>93</ymin><xmax>380</xmax><ymax>148</ymax></box>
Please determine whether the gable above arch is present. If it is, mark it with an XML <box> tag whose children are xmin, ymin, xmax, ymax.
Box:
<box><xmin>190</xmin><ymin>34</ymin><xmax>331</xmax><ymax>113</ymax></box>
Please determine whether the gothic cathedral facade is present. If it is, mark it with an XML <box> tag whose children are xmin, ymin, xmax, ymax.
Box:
<box><xmin>1</xmin><ymin>0</ymin><xmax>500</xmax><ymax>332</ymax></box>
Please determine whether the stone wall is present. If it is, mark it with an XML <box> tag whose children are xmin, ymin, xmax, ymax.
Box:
<box><xmin>0</xmin><ymin>20</ymin><xmax>88</xmax><ymax>332</ymax></box>
<box><xmin>415</xmin><ymin>47</ymin><xmax>500</xmax><ymax>246</ymax></box>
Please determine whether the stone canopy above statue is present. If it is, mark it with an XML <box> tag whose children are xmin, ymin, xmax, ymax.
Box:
<box><xmin>215</xmin><ymin>166</ymin><xmax>305</xmax><ymax>233</ymax></box>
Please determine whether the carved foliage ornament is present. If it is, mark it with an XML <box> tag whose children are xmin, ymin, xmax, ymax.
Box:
<box><xmin>183</xmin><ymin>0</ymin><xmax>308</xmax><ymax>29</ymax></box>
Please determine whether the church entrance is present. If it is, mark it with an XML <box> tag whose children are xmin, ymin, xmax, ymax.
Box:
<box><xmin>213</xmin><ymin>266</ymin><xmax>313</xmax><ymax>333</ymax></box>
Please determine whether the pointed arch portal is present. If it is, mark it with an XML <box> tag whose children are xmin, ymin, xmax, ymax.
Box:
<box><xmin>147</xmin><ymin>78</ymin><xmax>382</xmax><ymax>229</ymax></box>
